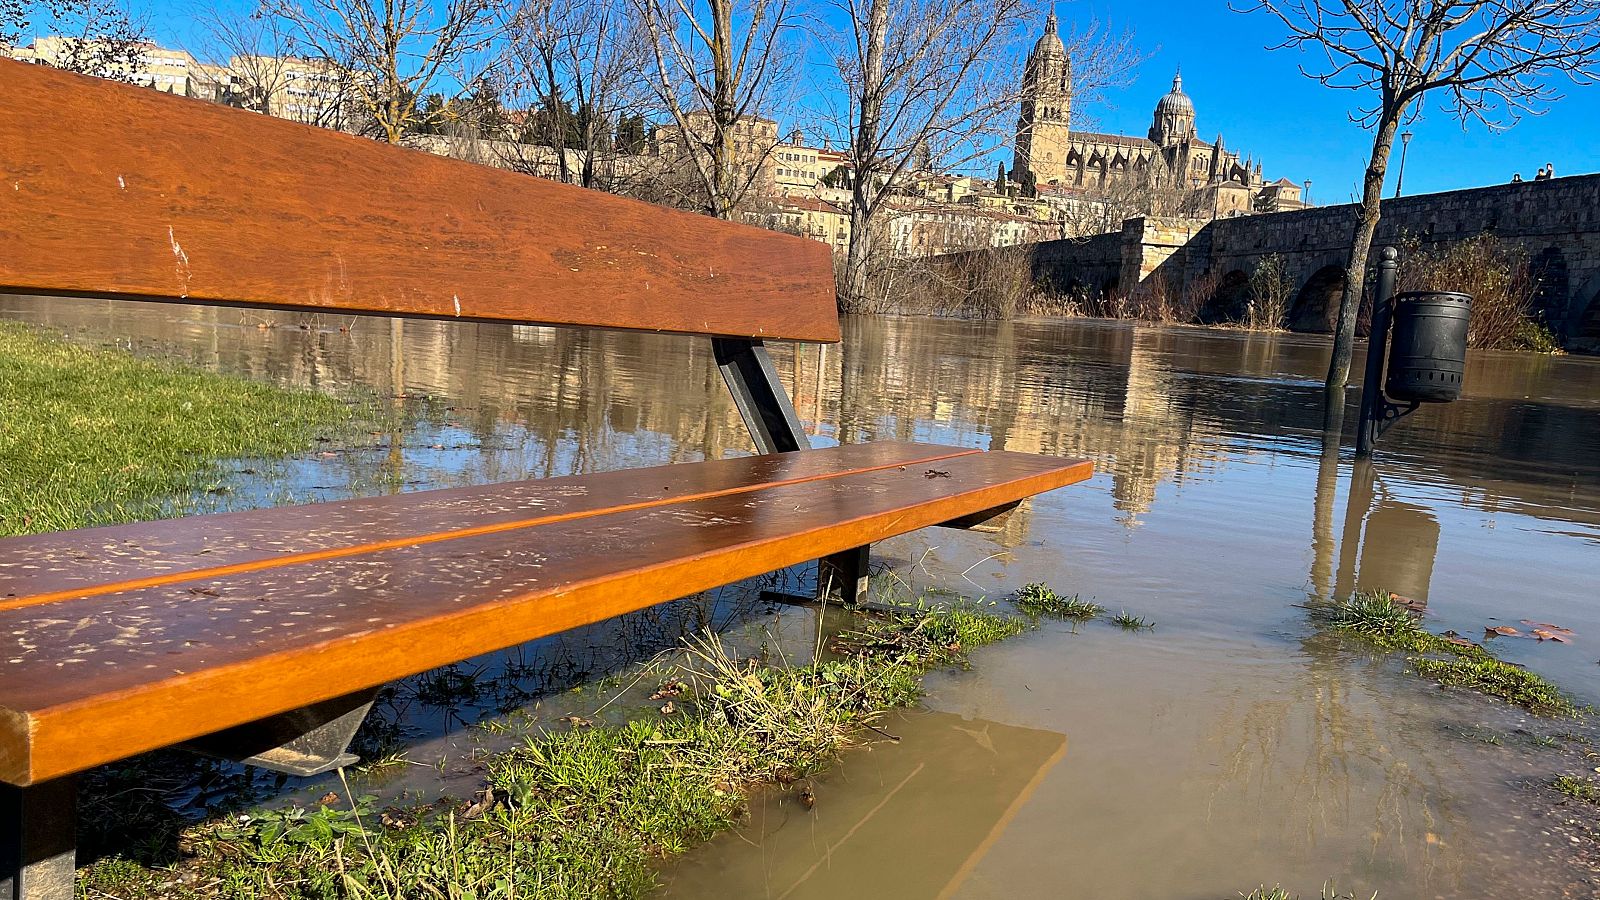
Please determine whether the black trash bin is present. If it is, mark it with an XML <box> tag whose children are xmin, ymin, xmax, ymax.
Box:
<box><xmin>1385</xmin><ymin>290</ymin><xmax>1471</xmax><ymax>403</ymax></box>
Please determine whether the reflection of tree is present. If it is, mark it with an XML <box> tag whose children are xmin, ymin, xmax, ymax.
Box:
<box><xmin>1199</xmin><ymin>642</ymin><xmax>1471</xmax><ymax>889</ymax></box>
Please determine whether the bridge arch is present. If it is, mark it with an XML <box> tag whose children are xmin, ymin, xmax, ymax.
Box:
<box><xmin>1200</xmin><ymin>269</ymin><xmax>1250</xmax><ymax>324</ymax></box>
<box><xmin>1529</xmin><ymin>246</ymin><xmax>1570</xmax><ymax>325</ymax></box>
<box><xmin>1289</xmin><ymin>265</ymin><xmax>1346</xmax><ymax>333</ymax></box>
<box><xmin>1573</xmin><ymin>272</ymin><xmax>1600</xmax><ymax>347</ymax></box>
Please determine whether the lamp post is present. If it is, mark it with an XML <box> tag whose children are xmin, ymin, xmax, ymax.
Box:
<box><xmin>1394</xmin><ymin>130</ymin><xmax>1414</xmax><ymax>199</ymax></box>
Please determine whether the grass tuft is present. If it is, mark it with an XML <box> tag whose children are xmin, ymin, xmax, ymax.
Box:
<box><xmin>1014</xmin><ymin>583</ymin><xmax>1103</xmax><ymax>620</ymax></box>
<box><xmin>1312</xmin><ymin>591</ymin><xmax>1577</xmax><ymax>717</ymax></box>
<box><xmin>1552</xmin><ymin>775</ymin><xmax>1598</xmax><ymax>803</ymax></box>
<box><xmin>1110</xmin><ymin>611</ymin><xmax>1154</xmax><ymax>631</ymax></box>
<box><xmin>0</xmin><ymin>322</ymin><xmax>359</xmax><ymax>535</ymax></box>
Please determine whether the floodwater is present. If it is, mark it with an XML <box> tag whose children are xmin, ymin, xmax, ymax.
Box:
<box><xmin>3</xmin><ymin>297</ymin><xmax>1598</xmax><ymax>898</ymax></box>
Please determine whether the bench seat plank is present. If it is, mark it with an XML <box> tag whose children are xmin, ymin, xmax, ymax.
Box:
<box><xmin>0</xmin><ymin>441</ymin><xmax>979</xmax><ymax>605</ymax></box>
<box><xmin>0</xmin><ymin>444</ymin><xmax>1090</xmax><ymax>785</ymax></box>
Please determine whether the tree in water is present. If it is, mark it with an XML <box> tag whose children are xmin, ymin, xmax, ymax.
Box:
<box><xmin>1244</xmin><ymin>0</ymin><xmax>1600</xmax><ymax>430</ymax></box>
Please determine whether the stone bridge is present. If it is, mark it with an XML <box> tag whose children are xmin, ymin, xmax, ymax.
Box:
<box><xmin>1010</xmin><ymin>173</ymin><xmax>1600</xmax><ymax>350</ymax></box>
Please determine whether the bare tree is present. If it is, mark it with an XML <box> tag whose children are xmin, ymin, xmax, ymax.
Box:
<box><xmin>633</xmin><ymin>0</ymin><xmax>797</xmax><ymax>219</ymax></box>
<box><xmin>823</xmin><ymin>7</ymin><xmax>1142</xmax><ymax>311</ymax></box>
<box><xmin>1243</xmin><ymin>0</ymin><xmax>1600</xmax><ymax>427</ymax></box>
<box><xmin>499</xmin><ymin>0</ymin><xmax>647</xmax><ymax>189</ymax></box>
<box><xmin>192</xmin><ymin>9</ymin><xmax>352</xmax><ymax>127</ymax></box>
<box><xmin>265</xmin><ymin>0</ymin><xmax>496</xmax><ymax>142</ymax></box>
<box><xmin>3</xmin><ymin>0</ymin><xmax>147</xmax><ymax>79</ymax></box>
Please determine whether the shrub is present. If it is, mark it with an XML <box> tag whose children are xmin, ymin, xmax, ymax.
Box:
<box><xmin>1394</xmin><ymin>233</ymin><xmax>1549</xmax><ymax>351</ymax></box>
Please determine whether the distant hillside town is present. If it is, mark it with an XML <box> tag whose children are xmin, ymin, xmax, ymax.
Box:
<box><xmin>6</xmin><ymin>15</ymin><xmax>1311</xmax><ymax>259</ymax></box>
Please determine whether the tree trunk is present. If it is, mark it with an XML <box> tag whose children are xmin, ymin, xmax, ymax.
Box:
<box><xmin>843</xmin><ymin>202</ymin><xmax>875</xmax><ymax>312</ymax></box>
<box><xmin>1323</xmin><ymin>112</ymin><xmax>1401</xmax><ymax>432</ymax></box>
<box><xmin>840</xmin><ymin>0</ymin><xmax>887</xmax><ymax>312</ymax></box>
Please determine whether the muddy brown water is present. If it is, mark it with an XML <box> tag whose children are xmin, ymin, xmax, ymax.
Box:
<box><xmin>3</xmin><ymin>297</ymin><xmax>1598</xmax><ymax>898</ymax></box>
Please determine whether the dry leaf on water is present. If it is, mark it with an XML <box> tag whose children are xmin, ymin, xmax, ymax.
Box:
<box><xmin>1389</xmin><ymin>592</ymin><xmax>1426</xmax><ymax>613</ymax></box>
<box><xmin>1532</xmin><ymin>629</ymin><xmax>1572</xmax><ymax>643</ymax></box>
<box><xmin>1486</xmin><ymin>625</ymin><xmax>1520</xmax><ymax>637</ymax></box>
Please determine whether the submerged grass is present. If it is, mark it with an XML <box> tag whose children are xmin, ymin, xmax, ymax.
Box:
<box><xmin>0</xmin><ymin>321</ymin><xmax>359</xmax><ymax>535</ymax></box>
<box><xmin>81</xmin><ymin>599</ymin><xmax>1032</xmax><ymax>898</ymax></box>
<box><xmin>1014</xmin><ymin>582</ymin><xmax>1103</xmax><ymax>620</ymax></box>
<box><xmin>1236</xmin><ymin>885</ymin><xmax>1376</xmax><ymax>900</ymax></box>
<box><xmin>1312</xmin><ymin>591</ymin><xmax>1578</xmax><ymax>718</ymax></box>
<box><xmin>1110</xmin><ymin>611</ymin><xmax>1155</xmax><ymax>631</ymax></box>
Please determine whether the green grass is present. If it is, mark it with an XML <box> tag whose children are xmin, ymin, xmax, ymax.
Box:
<box><xmin>1553</xmin><ymin>775</ymin><xmax>1598</xmax><ymax>803</ymax></box>
<box><xmin>79</xmin><ymin>600</ymin><xmax>1032</xmax><ymax>898</ymax></box>
<box><xmin>1110</xmin><ymin>611</ymin><xmax>1154</xmax><ymax>631</ymax></box>
<box><xmin>1014</xmin><ymin>583</ymin><xmax>1103</xmax><ymax>620</ymax></box>
<box><xmin>1312</xmin><ymin>591</ymin><xmax>1578</xmax><ymax>718</ymax></box>
<box><xmin>0</xmin><ymin>321</ymin><xmax>358</xmax><ymax>535</ymax></box>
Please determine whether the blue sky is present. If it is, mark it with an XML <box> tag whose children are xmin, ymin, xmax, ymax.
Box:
<box><xmin>1065</xmin><ymin>0</ymin><xmax>1599</xmax><ymax>202</ymax></box>
<box><xmin>126</xmin><ymin>0</ymin><xmax>1599</xmax><ymax>205</ymax></box>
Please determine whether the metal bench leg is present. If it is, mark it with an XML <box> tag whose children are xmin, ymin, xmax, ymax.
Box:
<box><xmin>818</xmin><ymin>546</ymin><xmax>870</xmax><ymax>605</ymax></box>
<box><xmin>2</xmin><ymin>778</ymin><xmax>76</xmax><ymax>900</ymax></box>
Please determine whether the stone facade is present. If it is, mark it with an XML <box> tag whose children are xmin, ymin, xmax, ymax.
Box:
<box><xmin>1002</xmin><ymin>173</ymin><xmax>1600</xmax><ymax>350</ymax></box>
<box><xmin>1010</xmin><ymin>17</ymin><xmax>1307</xmax><ymax>218</ymax></box>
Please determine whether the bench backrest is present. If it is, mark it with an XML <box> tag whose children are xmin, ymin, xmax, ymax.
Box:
<box><xmin>0</xmin><ymin>59</ymin><xmax>840</xmax><ymax>343</ymax></box>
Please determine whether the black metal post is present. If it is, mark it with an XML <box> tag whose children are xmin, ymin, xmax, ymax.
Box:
<box><xmin>711</xmin><ymin>338</ymin><xmax>869</xmax><ymax>604</ymax></box>
<box><xmin>1356</xmin><ymin>248</ymin><xmax>1400</xmax><ymax>457</ymax></box>
<box><xmin>2</xmin><ymin>778</ymin><xmax>76</xmax><ymax>900</ymax></box>
<box><xmin>711</xmin><ymin>338</ymin><xmax>810</xmax><ymax>455</ymax></box>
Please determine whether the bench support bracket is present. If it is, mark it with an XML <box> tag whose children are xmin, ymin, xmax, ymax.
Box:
<box><xmin>2</xmin><ymin>778</ymin><xmax>76</xmax><ymax>900</ymax></box>
<box><xmin>936</xmin><ymin>500</ymin><xmax>1024</xmax><ymax>534</ymax></box>
<box><xmin>713</xmin><ymin>337</ymin><xmax>867</xmax><ymax>604</ymax></box>
<box><xmin>181</xmin><ymin>688</ymin><xmax>378</xmax><ymax>777</ymax></box>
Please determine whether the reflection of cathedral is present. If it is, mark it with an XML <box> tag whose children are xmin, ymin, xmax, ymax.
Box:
<box><xmin>1011</xmin><ymin>13</ymin><xmax>1306</xmax><ymax>216</ymax></box>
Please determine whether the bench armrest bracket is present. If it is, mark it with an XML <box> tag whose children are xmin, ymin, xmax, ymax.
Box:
<box><xmin>712</xmin><ymin>338</ymin><xmax>811</xmax><ymax>455</ymax></box>
<box><xmin>179</xmin><ymin>688</ymin><xmax>379</xmax><ymax>778</ymax></box>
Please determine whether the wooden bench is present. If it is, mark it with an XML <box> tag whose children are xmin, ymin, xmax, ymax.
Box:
<box><xmin>0</xmin><ymin>58</ymin><xmax>1092</xmax><ymax>899</ymax></box>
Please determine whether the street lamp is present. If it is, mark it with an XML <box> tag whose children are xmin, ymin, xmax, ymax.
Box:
<box><xmin>1394</xmin><ymin>130</ymin><xmax>1414</xmax><ymax>198</ymax></box>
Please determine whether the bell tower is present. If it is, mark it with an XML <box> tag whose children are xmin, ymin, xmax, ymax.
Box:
<box><xmin>1013</xmin><ymin>10</ymin><xmax>1072</xmax><ymax>186</ymax></box>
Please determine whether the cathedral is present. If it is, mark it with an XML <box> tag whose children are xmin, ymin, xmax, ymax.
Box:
<box><xmin>1011</xmin><ymin>13</ymin><xmax>1304</xmax><ymax>216</ymax></box>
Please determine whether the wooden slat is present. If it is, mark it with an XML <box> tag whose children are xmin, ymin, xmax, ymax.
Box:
<box><xmin>0</xmin><ymin>59</ymin><xmax>840</xmax><ymax>342</ymax></box>
<box><xmin>0</xmin><ymin>446</ymin><xmax>1091</xmax><ymax>784</ymax></box>
<box><xmin>0</xmin><ymin>441</ymin><xmax>978</xmax><ymax>608</ymax></box>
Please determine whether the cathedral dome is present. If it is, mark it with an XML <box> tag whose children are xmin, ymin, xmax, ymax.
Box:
<box><xmin>1154</xmin><ymin>72</ymin><xmax>1193</xmax><ymax>118</ymax></box>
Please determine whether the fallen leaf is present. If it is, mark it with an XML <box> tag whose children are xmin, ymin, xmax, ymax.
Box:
<box><xmin>1389</xmin><ymin>593</ymin><xmax>1426</xmax><ymax>613</ymax></box>
<box><xmin>1486</xmin><ymin>626</ymin><xmax>1520</xmax><ymax>637</ymax></box>
<box><xmin>1532</xmin><ymin>629</ymin><xmax>1571</xmax><ymax>643</ymax></box>
<box><xmin>461</xmin><ymin>787</ymin><xmax>502</xmax><ymax>821</ymax></box>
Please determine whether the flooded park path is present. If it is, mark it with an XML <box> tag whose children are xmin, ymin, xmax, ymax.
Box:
<box><xmin>4</xmin><ymin>296</ymin><xmax>1597</xmax><ymax>897</ymax></box>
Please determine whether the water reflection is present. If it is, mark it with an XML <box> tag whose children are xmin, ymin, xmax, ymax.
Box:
<box><xmin>4</xmin><ymin>296</ymin><xmax>1598</xmax><ymax>896</ymax></box>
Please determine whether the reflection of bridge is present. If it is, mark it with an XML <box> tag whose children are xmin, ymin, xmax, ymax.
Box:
<box><xmin>1008</xmin><ymin>174</ymin><xmax>1600</xmax><ymax>351</ymax></box>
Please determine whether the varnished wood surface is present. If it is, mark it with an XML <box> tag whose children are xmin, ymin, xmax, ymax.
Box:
<box><xmin>0</xmin><ymin>442</ymin><xmax>978</xmax><ymax>609</ymax></box>
<box><xmin>0</xmin><ymin>443</ymin><xmax>1091</xmax><ymax>785</ymax></box>
<box><xmin>0</xmin><ymin>59</ymin><xmax>840</xmax><ymax>342</ymax></box>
